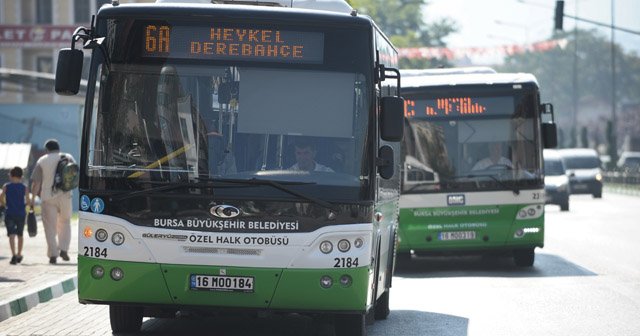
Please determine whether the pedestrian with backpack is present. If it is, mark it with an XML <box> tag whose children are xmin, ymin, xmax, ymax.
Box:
<box><xmin>1</xmin><ymin>167</ymin><xmax>34</xmax><ymax>265</ymax></box>
<box><xmin>31</xmin><ymin>139</ymin><xmax>77</xmax><ymax>264</ymax></box>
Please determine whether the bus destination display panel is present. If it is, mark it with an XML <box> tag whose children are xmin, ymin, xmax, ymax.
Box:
<box><xmin>143</xmin><ymin>24</ymin><xmax>324</xmax><ymax>64</ymax></box>
<box><xmin>405</xmin><ymin>96</ymin><xmax>514</xmax><ymax>118</ymax></box>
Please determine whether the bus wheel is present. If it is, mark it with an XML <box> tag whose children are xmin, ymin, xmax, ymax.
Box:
<box><xmin>513</xmin><ymin>248</ymin><xmax>535</xmax><ymax>267</ymax></box>
<box><xmin>109</xmin><ymin>305</ymin><xmax>143</xmax><ymax>333</ymax></box>
<box><xmin>335</xmin><ymin>313</ymin><xmax>366</xmax><ymax>336</ymax></box>
<box><xmin>374</xmin><ymin>289</ymin><xmax>390</xmax><ymax>320</ymax></box>
<box><xmin>560</xmin><ymin>201</ymin><xmax>569</xmax><ymax>211</ymax></box>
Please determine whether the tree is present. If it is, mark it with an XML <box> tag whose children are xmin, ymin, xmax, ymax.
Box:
<box><xmin>348</xmin><ymin>0</ymin><xmax>458</xmax><ymax>68</ymax></box>
<box><xmin>498</xmin><ymin>29</ymin><xmax>640</xmax><ymax>154</ymax></box>
<box><xmin>580</xmin><ymin>126</ymin><xmax>589</xmax><ymax>148</ymax></box>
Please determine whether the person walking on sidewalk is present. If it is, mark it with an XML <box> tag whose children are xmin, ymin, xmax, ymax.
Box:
<box><xmin>1</xmin><ymin>166</ymin><xmax>34</xmax><ymax>265</ymax></box>
<box><xmin>30</xmin><ymin>139</ymin><xmax>75</xmax><ymax>264</ymax></box>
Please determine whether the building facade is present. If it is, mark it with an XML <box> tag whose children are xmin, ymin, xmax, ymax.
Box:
<box><xmin>0</xmin><ymin>0</ymin><xmax>152</xmax><ymax>104</ymax></box>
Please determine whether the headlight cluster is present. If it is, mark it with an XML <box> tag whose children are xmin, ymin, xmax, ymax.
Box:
<box><xmin>91</xmin><ymin>265</ymin><xmax>125</xmax><ymax>281</ymax></box>
<box><xmin>83</xmin><ymin>226</ymin><xmax>126</xmax><ymax>246</ymax></box>
<box><xmin>516</xmin><ymin>205</ymin><xmax>543</xmax><ymax>220</ymax></box>
<box><xmin>319</xmin><ymin>237</ymin><xmax>364</xmax><ymax>254</ymax></box>
<box><xmin>319</xmin><ymin>274</ymin><xmax>353</xmax><ymax>289</ymax></box>
<box><xmin>514</xmin><ymin>227</ymin><xmax>541</xmax><ymax>238</ymax></box>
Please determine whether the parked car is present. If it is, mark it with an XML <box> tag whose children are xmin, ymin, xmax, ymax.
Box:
<box><xmin>559</xmin><ymin>148</ymin><xmax>603</xmax><ymax>198</ymax></box>
<box><xmin>544</xmin><ymin>149</ymin><xmax>570</xmax><ymax>211</ymax></box>
<box><xmin>617</xmin><ymin>151</ymin><xmax>640</xmax><ymax>172</ymax></box>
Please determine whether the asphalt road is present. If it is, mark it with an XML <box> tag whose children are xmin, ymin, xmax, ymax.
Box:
<box><xmin>1</xmin><ymin>192</ymin><xmax>639</xmax><ymax>336</ymax></box>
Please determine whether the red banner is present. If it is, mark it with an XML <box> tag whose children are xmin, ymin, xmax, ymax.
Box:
<box><xmin>398</xmin><ymin>38</ymin><xmax>569</xmax><ymax>61</ymax></box>
<box><xmin>0</xmin><ymin>25</ymin><xmax>77</xmax><ymax>47</ymax></box>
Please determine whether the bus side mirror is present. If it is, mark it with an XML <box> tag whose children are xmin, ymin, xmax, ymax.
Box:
<box><xmin>542</xmin><ymin>122</ymin><xmax>558</xmax><ymax>148</ymax></box>
<box><xmin>55</xmin><ymin>48</ymin><xmax>84</xmax><ymax>96</ymax></box>
<box><xmin>380</xmin><ymin>96</ymin><xmax>404</xmax><ymax>142</ymax></box>
<box><xmin>378</xmin><ymin>145</ymin><xmax>395</xmax><ymax>179</ymax></box>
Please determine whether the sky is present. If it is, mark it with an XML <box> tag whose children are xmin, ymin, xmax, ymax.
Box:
<box><xmin>425</xmin><ymin>0</ymin><xmax>640</xmax><ymax>57</ymax></box>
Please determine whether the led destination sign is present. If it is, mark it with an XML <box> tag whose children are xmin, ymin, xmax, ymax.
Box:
<box><xmin>404</xmin><ymin>96</ymin><xmax>514</xmax><ymax>118</ymax></box>
<box><xmin>143</xmin><ymin>24</ymin><xmax>324</xmax><ymax>63</ymax></box>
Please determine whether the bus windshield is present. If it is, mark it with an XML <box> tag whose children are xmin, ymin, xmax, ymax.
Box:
<box><xmin>87</xmin><ymin>63</ymin><xmax>370</xmax><ymax>194</ymax></box>
<box><xmin>402</xmin><ymin>90</ymin><xmax>542</xmax><ymax>193</ymax></box>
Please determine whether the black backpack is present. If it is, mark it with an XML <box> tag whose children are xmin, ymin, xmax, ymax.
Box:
<box><xmin>53</xmin><ymin>154</ymin><xmax>79</xmax><ymax>192</ymax></box>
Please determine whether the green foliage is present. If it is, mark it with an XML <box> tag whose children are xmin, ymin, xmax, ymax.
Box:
<box><xmin>498</xmin><ymin>29</ymin><xmax>640</xmax><ymax>153</ymax></box>
<box><xmin>606</xmin><ymin>121</ymin><xmax>618</xmax><ymax>169</ymax></box>
<box><xmin>347</xmin><ymin>0</ymin><xmax>457</xmax><ymax>69</ymax></box>
<box><xmin>580</xmin><ymin>126</ymin><xmax>588</xmax><ymax>148</ymax></box>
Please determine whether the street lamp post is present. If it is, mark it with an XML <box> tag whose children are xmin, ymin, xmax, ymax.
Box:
<box><xmin>610</xmin><ymin>0</ymin><xmax>617</xmax><ymax>164</ymax></box>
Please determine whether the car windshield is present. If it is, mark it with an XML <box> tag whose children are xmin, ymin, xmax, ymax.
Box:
<box><xmin>563</xmin><ymin>156</ymin><xmax>600</xmax><ymax>169</ymax></box>
<box><xmin>86</xmin><ymin>63</ymin><xmax>370</xmax><ymax>191</ymax></box>
<box><xmin>544</xmin><ymin>159</ymin><xmax>565</xmax><ymax>175</ymax></box>
<box><xmin>620</xmin><ymin>157</ymin><xmax>640</xmax><ymax>168</ymax></box>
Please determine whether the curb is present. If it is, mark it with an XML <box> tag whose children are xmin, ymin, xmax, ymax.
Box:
<box><xmin>0</xmin><ymin>275</ymin><xmax>77</xmax><ymax>322</ymax></box>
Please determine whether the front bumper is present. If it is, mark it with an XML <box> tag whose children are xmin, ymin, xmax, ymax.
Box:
<box><xmin>78</xmin><ymin>256</ymin><xmax>369</xmax><ymax>312</ymax></box>
<box><xmin>569</xmin><ymin>179</ymin><xmax>602</xmax><ymax>195</ymax></box>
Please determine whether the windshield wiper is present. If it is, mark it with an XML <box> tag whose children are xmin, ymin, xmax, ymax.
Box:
<box><xmin>112</xmin><ymin>177</ymin><xmax>337</xmax><ymax>212</ymax></box>
<box><xmin>404</xmin><ymin>175</ymin><xmax>473</xmax><ymax>193</ymax></box>
<box><xmin>195</xmin><ymin>177</ymin><xmax>338</xmax><ymax>212</ymax></box>
<box><xmin>405</xmin><ymin>181</ymin><xmax>439</xmax><ymax>193</ymax></box>
<box><xmin>111</xmin><ymin>181</ymin><xmax>223</xmax><ymax>201</ymax></box>
<box><xmin>466</xmin><ymin>173</ymin><xmax>520</xmax><ymax>195</ymax></box>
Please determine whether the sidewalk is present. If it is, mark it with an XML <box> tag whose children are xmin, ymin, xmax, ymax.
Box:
<box><xmin>0</xmin><ymin>217</ymin><xmax>78</xmax><ymax>322</ymax></box>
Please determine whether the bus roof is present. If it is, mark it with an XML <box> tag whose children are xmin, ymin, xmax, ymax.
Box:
<box><xmin>154</xmin><ymin>0</ymin><xmax>353</xmax><ymax>14</ymax></box>
<box><xmin>99</xmin><ymin>2</ymin><xmax>366</xmax><ymax>26</ymax></box>
<box><xmin>401</xmin><ymin>69</ymin><xmax>539</xmax><ymax>89</ymax></box>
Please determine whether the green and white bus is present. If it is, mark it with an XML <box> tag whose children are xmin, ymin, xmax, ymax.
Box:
<box><xmin>54</xmin><ymin>1</ymin><xmax>404</xmax><ymax>334</ymax></box>
<box><xmin>398</xmin><ymin>68</ymin><xmax>556</xmax><ymax>267</ymax></box>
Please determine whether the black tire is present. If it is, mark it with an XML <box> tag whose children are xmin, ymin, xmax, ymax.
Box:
<box><xmin>593</xmin><ymin>191</ymin><xmax>602</xmax><ymax>198</ymax></box>
<box><xmin>513</xmin><ymin>248</ymin><xmax>535</xmax><ymax>267</ymax></box>
<box><xmin>560</xmin><ymin>200</ymin><xmax>569</xmax><ymax>211</ymax></box>
<box><xmin>335</xmin><ymin>314</ymin><xmax>366</xmax><ymax>336</ymax></box>
<box><xmin>374</xmin><ymin>289</ymin><xmax>390</xmax><ymax>320</ymax></box>
<box><xmin>109</xmin><ymin>305</ymin><xmax>143</xmax><ymax>333</ymax></box>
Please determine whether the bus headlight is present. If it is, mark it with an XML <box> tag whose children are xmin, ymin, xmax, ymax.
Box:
<box><xmin>319</xmin><ymin>241</ymin><xmax>333</xmax><ymax>254</ymax></box>
<box><xmin>110</xmin><ymin>267</ymin><xmax>124</xmax><ymax>281</ymax></box>
<box><xmin>514</xmin><ymin>229</ymin><xmax>525</xmax><ymax>238</ymax></box>
<box><xmin>320</xmin><ymin>275</ymin><xmax>333</xmax><ymax>288</ymax></box>
<box><xmin>354</xmin><ymin>238</ymin><xmax>364</xmax><ymax>248</ymax></box>
<box><xmin>91</xmin><ymin>265</ymin><xmax>105</xmax><ymax>279</ymax></box>
<box><xmin>112</xmin><ymin>232</ymin><xmax>125</xmax><ymax>246</ymax></box>
<box><xmin>337</xmin><ymin>239</ymin><xmax>351</xmax><ymax>252</ymax></box>
<box><xmin>95</xmin><ymin>229</ymin><xmax>108</xmax><ymax>242</ymax></box>
<box><xmin>339</xmin><ymin>275</ymin><xmax>352</xmax><ymax>287</ymax></box>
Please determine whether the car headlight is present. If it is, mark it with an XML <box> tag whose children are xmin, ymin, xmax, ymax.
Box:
<box><xmin>595</xmin><ymin>173</ymin><xmax>603</xmax><ymax>181</ymax></box>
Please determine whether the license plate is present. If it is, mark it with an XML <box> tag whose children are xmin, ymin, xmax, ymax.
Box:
<box><xmin>438</xmin><ymin>231</ymin><xmax>476</xmax><ymax>241</ymax></box>
<box><xmin>190</xmin><ymin>274</ymin><xmax>254</xmax><ymax>293</ymax></box>
<box><xmin>573</xmin><ymin>184</ymin><xmax>588</xmax><ymax>190</ymax></box>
